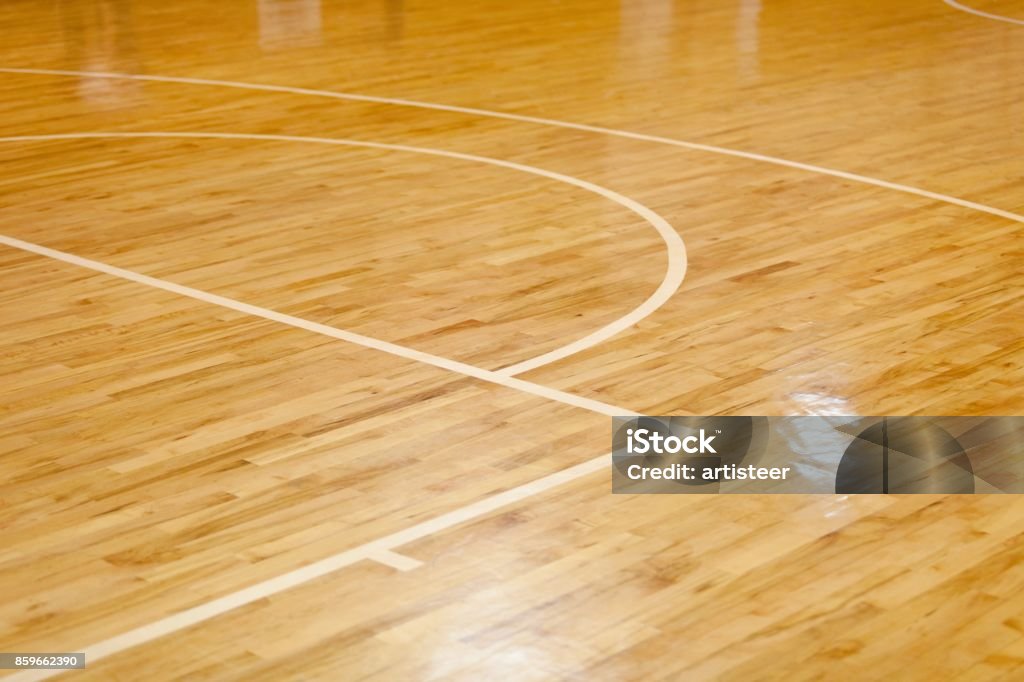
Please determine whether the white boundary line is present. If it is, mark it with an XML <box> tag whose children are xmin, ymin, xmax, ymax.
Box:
<box><xmin>0</xmin><ymin>130</ymin><xmax>686</xmax><ymax>378</ymax></box>
<box><xmin>0</xmin><ymin>128</ymin><xmax>659</xmax><ymax>678</ymax></box>
<box><xmin>3</xmin><ymin>65</ymin><xmax>1023</xmax><ymax>676</ymax></box>
<box><xmin>944</xmin><ymin>0</ymin><xmax>1024</xmax><ymax>26</ymax></box>
<box><xmin>2</xmin><ymin>67</ymin><xmax>1022</xmax><ymax>228</ymax></box>
<box><xmin>0</xmin><ymin>134</ymin><xmax>639</xmax><ymax>677</ymax></box>
<box><xmin>0</xmin><ymin>232</ymin><xmax>636</xmax><ymax>420</ymax></box>
<box><xmin>6</xmin><ymin>455</ymin><xmax>611</xmax><ymax>681</ymax></box>
<box><xmin>367</xmin><ymin>549</ymin><xmax>425</xmax><ymax>571</ymax></box>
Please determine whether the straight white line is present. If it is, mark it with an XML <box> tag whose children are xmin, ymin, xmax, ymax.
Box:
<box><xmin>944</xmin><ymin>0</ymin><xmax>1024</xmax><ymax>26</ymax></box>
<box><xmin>0</xmin><ymin>131</ymin><xmax>642</xmax><ymax>678</ymax></box>
<box><xmin>0</xmin><ymin>233</ymin><xmax>636</xmax><ymax>419</ymax></box>
<box><xmin>0</xmin><ymin>130</ymin><xmax>686</xmax><ymax>378</ymax></box>
<box><xmin>2</xmin><ymin>67</ymin><xmax>1022</xmax><ymax>227</ymax></box>
<box><xmin>6</xmin><ymin>62</ymin><xmax>1020</xmax><ymax>678</ymax></box>
<box><xmin>368</xmin><ymin>549</ymin><xmax>424</xmax><ymax>571</ymax></box>
<box><xmin>5</xmin><ymin>454</ymin><xmax>611</xmax><ymax>681</ymax></box>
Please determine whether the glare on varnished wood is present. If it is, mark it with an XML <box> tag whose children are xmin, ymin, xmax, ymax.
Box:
<box><xmin>0</xmin><ymin>0</ymin><xmax>1022</xmax><ymax>679</ymax></box>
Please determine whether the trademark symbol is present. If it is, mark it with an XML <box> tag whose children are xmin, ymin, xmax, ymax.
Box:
<box><xmin>716</xmin><ymin>430</ymin><xmax>722</xmax><ymax>434</ymax></box>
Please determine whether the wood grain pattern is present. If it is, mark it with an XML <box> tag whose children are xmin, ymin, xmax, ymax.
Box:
<box><xmin>0</xmin><ymin>0</ymin><xmax>1022</xmax><ymax>679</ymax></box>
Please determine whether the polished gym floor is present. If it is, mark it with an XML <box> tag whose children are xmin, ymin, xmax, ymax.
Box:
<box><xmin>1</xmin><ymin>0</ymin><xmax>1022</xmax><ymax>679</ymax></box>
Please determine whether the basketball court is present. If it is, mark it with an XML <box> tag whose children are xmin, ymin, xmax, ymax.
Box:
<box><xmin>1</xmin><ymin>0</ymin><xmax>1022</xmax><ymax>679</ymax></box>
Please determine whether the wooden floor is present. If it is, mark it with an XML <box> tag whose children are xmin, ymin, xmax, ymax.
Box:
<box><xmin>1</xmin><ymin>0</ymin><xmax>1023</xmax><ymax>679</ymax></box>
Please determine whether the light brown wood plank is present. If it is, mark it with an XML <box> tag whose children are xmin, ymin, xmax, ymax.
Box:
<box><xmin>1</xmin><ymin>0</ymin><xmax>1022</xmax><ymax>678</ymax></box>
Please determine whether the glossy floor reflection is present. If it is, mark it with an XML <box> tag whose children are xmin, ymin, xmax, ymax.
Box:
<box><xmin>0</xmin><ymin>0</ymin><xmax>1022</xmax><ymax>679</ymax></box>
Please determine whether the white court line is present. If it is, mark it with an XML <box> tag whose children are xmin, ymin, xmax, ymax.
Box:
<box><xmin>0</xmin><ymin>232</ymin><xmax>636</xmax><ymax>419</ymax></box>
<box><xmin>0</xmin><ymin>135</ymin><xmax>641</xmax><ymax>677</ymax></box>
<box><xmin>2</xmin><ymin>66</ymin><xmax>1022</xmax><ymax>231</ymax></box>
<box><xmin>368</xmin><ymin>549</ymin><xmax>424</xmax><ymax>571</ymax></box>
<box><xmin>4</xmin><ymin>65</ymin><xmax>1023</xmax><ymax>676</ymax></box>
<box><xmin>944</xmin><ymin>0</ymin><xmax>1024</xmax><ymax>26</ymax></box>
<box><xmin>0</xmin><ymin>130</ymin><xmax>686</xmax><ymax>378</ymax></box>
<box><xmin>5</xmin><ymin>455</ymin><xmax>611</xmax><ymax>681</ymax></box>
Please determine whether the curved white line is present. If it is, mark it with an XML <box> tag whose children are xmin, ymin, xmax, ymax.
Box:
<box><xmin>5</xmin><ymin>68</ymin><xmax>1024</xmax><ymax>379</ymax></box>
<box><xmin>944</xmin><ymin>0</ymin><xmax>1024</xmax><ymax>26</ymax></box>
<box><xmin>0</xmin><ymin>131</ymin><xmax>686</xmax><ymax>376</ymax></box>
<box><xmin>2</xmin><ymin>67</ymin><xmax>1022</xmax><ymax>230</ymax></box>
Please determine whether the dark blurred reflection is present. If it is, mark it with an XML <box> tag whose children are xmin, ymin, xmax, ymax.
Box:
<box><xmin>385</xmin><ymin>0</ymin><xmax>404</xmax><ymax>41</ymax></box>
